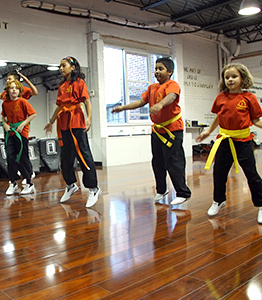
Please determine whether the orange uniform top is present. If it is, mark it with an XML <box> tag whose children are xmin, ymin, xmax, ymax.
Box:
<box><xmin>142</xmin><ymin>79</ymin><xmax>184</xmax><ymax>134</ymax></box>
<box><xmin>1</xmin><ymin>86</ymin><xmax>32</xmax><ymax>101</ymax></box>
<box><xmin>1</xmin><ymin>97</ymin><xmax>36</xmax><ymax>138</ymax></box>
<box><xmin>212</xmin><ymin>91</ymin><xmax>262</xmax><ymax>142</ymax></box>
<box><xmin>56</xmin><ymin>79</ymin><xmax>90</xmax><ymax>130</ymax></box>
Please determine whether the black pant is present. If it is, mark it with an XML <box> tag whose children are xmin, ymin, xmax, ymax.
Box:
<box><xmin>6</xmin><ymin>134</ymin><xmax>33</xmax><ymax>183</ymax></box>
<box><xmin>214</xmin><ymin>139</ymin><xmax>262</xmax><ymax>207</ymax></box>
<box><xmin>151</xmin><ymin>131</ymin><xmax>191</xmax><ymax>198</ymax></box>
<box><xmin>60</xmin><ymin>129</ymin><xmax>98</xmax><ymax>188</ymax></box>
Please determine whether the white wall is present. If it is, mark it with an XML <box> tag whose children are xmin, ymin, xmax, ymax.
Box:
<box><xmin>183</xmin><ymin>35</ymin><xmax>219</xmax><ymax>125</ymax></box>
<box><xmin>0</xmin><ymin>0</ymin><xmax>88</xmax><ymax>66</ymax></box>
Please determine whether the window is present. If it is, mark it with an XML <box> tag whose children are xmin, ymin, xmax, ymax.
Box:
<box><xmin>104</xmin><ymin>46</ymin><xmax>163</xmax><ymax>124</ymax></box>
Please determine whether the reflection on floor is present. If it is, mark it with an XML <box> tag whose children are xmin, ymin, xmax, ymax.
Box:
<box><xmin>0</xmin><ymin>150</ymin><xmax>262</xmax><ymax>299</ymax></box>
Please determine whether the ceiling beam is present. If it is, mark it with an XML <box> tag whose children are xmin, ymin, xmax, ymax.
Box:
<box><xmin>202</xmin><ymin>14</ymin><xmax>260</xmax><ymax>31</ymax></box>
<box><xmin>141</xmin><ymin>0</ymin><xmax>172</xmax><ymax>11</ymax></box>
<box><xmin>171</xmin><ymin>0</ymin><xmax>238</xmax><ymax>22</ymax></box>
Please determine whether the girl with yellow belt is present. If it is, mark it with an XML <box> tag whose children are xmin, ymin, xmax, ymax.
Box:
<box><xmin>196</xmin><ymin>63</ymin><xmax>262</xmax><ymax>223</ymax></box>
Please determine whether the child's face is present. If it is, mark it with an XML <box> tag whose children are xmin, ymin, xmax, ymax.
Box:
<box><xmin>8</xmin><ymin>82</ymin><xmax>20</xmax><ymax>100</ymax></box>
<box><xmin>6</xmin><ymin>75</ymin><xmax>15</xmax><ymax>84</ymax></box>
<box><xmin>60</xmin><ymin>59</ymin><xmax>75</xmax><ymax>80</ymax></box>
<box><xmin>224</xmin><ymin>67</ymin><xmax>242</xmax><ymax>93</ymax></box>
<box><xmin>154</xmin><ymin>62</ymin><xmax>172</xmax><ymax>85</ymax></box>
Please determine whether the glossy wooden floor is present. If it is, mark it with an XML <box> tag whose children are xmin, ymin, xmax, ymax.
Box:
<box><xmin>1</xmin><ymin>150</ymin><xmax>262</xmax><ymax>300</ymax></box>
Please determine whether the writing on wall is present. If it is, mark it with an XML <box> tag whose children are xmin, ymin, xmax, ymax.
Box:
<box><xmin>0</xmin><ymin>22</ymin><xmax>8</xmax><ymax>29</ymax></box>
<box><xmin>184</xmin><ymin>66</ymin><xmax>214</xmax><ymax>89</ymax></box>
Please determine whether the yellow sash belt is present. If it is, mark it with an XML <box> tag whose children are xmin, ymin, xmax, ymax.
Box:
<box><xmin>152</xmin><ymin>113</ymin><xmax>182</xmax><ymax>147</ymax></box>
<box><xmin>205</xmin><ymin>127</ymin><xmax>251</xmax><ymax>174</ymax></box>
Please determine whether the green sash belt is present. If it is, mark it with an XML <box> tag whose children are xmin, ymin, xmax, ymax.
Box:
<box><xmin>4</xmin><ymin>121</ymin><xmax>24</xmax><ymax>162</ymax></box>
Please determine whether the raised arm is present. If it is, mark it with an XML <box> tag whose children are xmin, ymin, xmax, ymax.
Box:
<box><xmin>17</xmin><ymin>71</ymin><xmax>38</xmax><ymax>96</ymax></box>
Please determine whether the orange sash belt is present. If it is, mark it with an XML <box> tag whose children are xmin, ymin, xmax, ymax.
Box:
<box><xmin>57</xmin><ymin>104</ymin><xmax>90</xmax><ymax>170</ymax></box>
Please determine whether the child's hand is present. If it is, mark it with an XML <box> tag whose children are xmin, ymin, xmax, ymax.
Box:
<box><xmin>17</xmin><ymin>71</ymin><xmax>29</xmax><ymax>83</ymax></box>
<box><xmin>44</xmin><ymin>123</ymin><xmax>52</xmax><ymax>134</ymax></box>
<box><xmin>149</xmin><ymin>103</ymin><xmax>162</xmax><ymax>115</ymax></box>
<box><xmin>17</xmin><ymin>71</ymin><xmax>25</xmax><ymax>79</ymax></box>
<box><xmin>3</xmin><ymin>123</ymin><xmax>10</xmax><ymax>132</ymax></box>
<box><xmin>84</xmin><ymin>118</ymin><xmax>91</xmax><ymax>132</ymax></box>
<box><xmin>196</xmin><ymin>131</ymin><xmax>210</xmax><ymax>143</ymax></box>
<box><xmin>111</xmin><ymin>106</ymin><xmax>123</xmax><ymax>113</ymax></box>
<box><xmin>16</xmin><ymin>124</ymin><xmax>24</xmax><ymax>133</ymax></box>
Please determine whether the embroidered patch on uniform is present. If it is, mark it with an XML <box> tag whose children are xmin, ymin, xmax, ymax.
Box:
<box><xmin>157</xmin><ymin>92</ymin><xmax>163</xmax><ymax>102</ymax></box>
<box><xmin>66</xmin><ymin>85</ymin><xmax>72</xmax><ymax>93</ymax></box>
<box><xmin>236</xmin><ymin>100</ymin><xmax>247</xmax><ymax>110</ymax></box>
<box><xmin>14</xmin><ymin>104</ymin><xmax>21</xmax><ymax>112</ymax></box>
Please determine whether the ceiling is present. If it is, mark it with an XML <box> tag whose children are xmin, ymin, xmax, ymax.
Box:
<box><xmin>2</xmin><ymin>0</ymin><xmax>261</xmax><ymax>91</ymax></box>
<box><xmin>21</xmin><ymin>0</ymin><xmax>262</xmax><ymax>43</ymax></box>
<box><xmin>111</xmin><ymin>0</ymin><xmax>262</xmax><ymax>43</ymax></box>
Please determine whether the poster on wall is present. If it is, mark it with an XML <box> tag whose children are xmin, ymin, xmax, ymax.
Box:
<box><xmin>251</xmin><ymin>79</ymin><xmax>262</xmax><ymax>107</ymax></box>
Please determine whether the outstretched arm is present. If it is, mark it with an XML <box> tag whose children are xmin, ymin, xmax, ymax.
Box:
<box><xmin>111</xmin><ymin>99</ymin><xmax>146</xmax><ymax>113</ymax></box>
<box><xmin>17</xmin><ymin>71</ymin><xmax>38</xmax><ymax>96</ymax></box>
<box><xmin>196</xmin><ymin>115</ymin><xmax>218</xmax><ymax>142</ymax></box>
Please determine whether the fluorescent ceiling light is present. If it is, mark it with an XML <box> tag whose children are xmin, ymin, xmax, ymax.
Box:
<box><xmin>0</xmin><ymin>60</ymin><xmax>7</xmax><ymax>66</ymax></box>
<box><xmin>238</xmin><ymin>0</ymin><xmax>261</xmax><ymax>15</ymax></box>
<box><xmin>47</xmin><ymin>66</ymin><xmax>59</xmax><ymax>71</ymax></box>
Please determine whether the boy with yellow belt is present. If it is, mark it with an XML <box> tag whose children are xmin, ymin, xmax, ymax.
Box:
<box><xmin>112</xmin><ymin>57</ymin><xmax>191</xmax><ymax>205</ymax></box>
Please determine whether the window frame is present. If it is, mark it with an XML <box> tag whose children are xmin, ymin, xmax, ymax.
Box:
<box><xmin>104</xmin><ymin>45</ymin><xmax>164</xmax><ymax>127</ymax></box>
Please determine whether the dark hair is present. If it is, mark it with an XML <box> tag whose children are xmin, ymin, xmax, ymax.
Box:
<box><xmin>156</xmin><ymin>57</ymin><xmax>174</xmax><ymax>75</ymax></box>
<box><xmin>7</xmin><ymin>71</ymin><xmax>20</xmax><ymax>81</ymax></box>
<box><xmin>218</xmin><ymin>63</ymin><xmax>254</xmax><ymax>92</ymax></box>
<box><xmin>60</xmin><ymin>56</ymin><xmax>85</xmax><ymax>84</ymax></box>
<box><xmin>4</xmin><ymin>80</ymin><xmax>24</xmax><ymax>100</ymax></box>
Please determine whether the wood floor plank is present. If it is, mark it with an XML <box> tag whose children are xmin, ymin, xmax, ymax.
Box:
<box><xmin>0</xmin><ymin>151</ymin><xmax>262</xmax><ymax>299</ymax></box>
<box><xmin>190</xmin><ymin>239</ymin><xmax>262</xmax><ymax>282</ymax></box>
<box><xmin>183</xmin><ymin>254</ymin><xmax>262</xmax><ymax>299</ymax></box>
<box><xmin>98</xmin><ymin>251</ymin><xmax>224</xmax><ymax>293</ymax></box>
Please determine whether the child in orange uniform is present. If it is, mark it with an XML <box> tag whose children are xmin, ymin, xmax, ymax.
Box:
<box><xmin>112</xmin><ymin>57</ymin><xmax>191</xmax><ymax>205</ymax></box>
<box><xmin>1</xmin><ymin>70</ymin><xmax>38</xmax><ymax>101</ymax></box>
<box><xmin>2</xmin><ymin>80</ymin><xmax>37</xmax><ymax>195</ymax></box>
<box><xmin>44</xmin><ymin>56</ymin><xmax>101</xmax><ymax>207</ymax></box>
<box><xmin>196</xmin><ymin>63</ymin><xmax>262</xmax><ymax>223</ymax></box>
<box><xmin>1</xmin><ymin>70</ymin><xmax>38</xmax><ymax>183</ymax></box>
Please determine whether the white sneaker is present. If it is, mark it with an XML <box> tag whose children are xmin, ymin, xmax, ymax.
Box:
<box><xmin>20</xmin><ymin>184</ymin><xmax>35</xmax><ymax>195</ymax></box>
<box><xmin>153</xmin><ymin>189</ymin><xmax>169</xmax><ymax>202</ymax></box>
<box><xmin>60</xmin><ymin>183</ymin><xmax>79</xmax><ymax>203</ymax></box>
<box><xmin>86</xmin><ymin>187</ymin><xmax>102</xmax><ymax>207</ymax></box>
<box><xmin>171</xmin><ymin>197</ymin><xmax>189</xmax><ymax>205</ymax></box>
<box><xmin>207</xmin><ymin>201</ymin><xmax>226</xmax><ymax>216</ymax></box>
<box><xmin>22</xmin><ymin>172</ymin><xmax>36</xmax><ymax>185</ymax></box>
<box><xmin>6</xmin><ymin>183</ymin><xmax>19</xmax><ymax>195</ymax></box>
<box><xmin>257</xmin><ymin>208</ymin><xmax>262</xmax><ymax>224</ymax></box>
